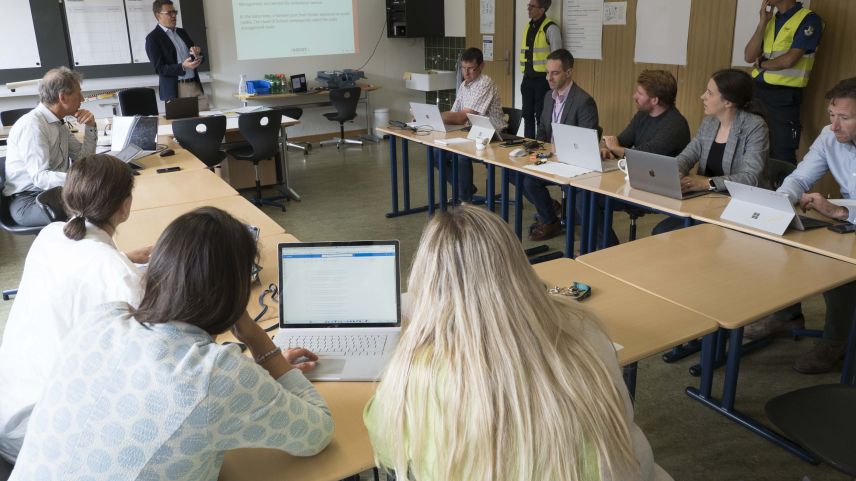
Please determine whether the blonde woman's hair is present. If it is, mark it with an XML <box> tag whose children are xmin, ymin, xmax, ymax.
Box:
<box><xmin>369</xmin><ymin>205</ymin><xmax>638</xmax><ymax>481</ymax></box>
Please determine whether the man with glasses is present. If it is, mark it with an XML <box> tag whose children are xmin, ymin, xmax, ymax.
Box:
<box><xmin>439</xmin><ymin>47</ymin><xmax>506</xmax><ymax>202</ymax></box>
<box><xmin>145</xmin><ymin>0</ymin><xmax>204</xmax><ymax>103</ymax></box>
<box><xmin>520</xmin><ymin>0</ymin><xmax>562</xmax><ymax>139</ymax></box>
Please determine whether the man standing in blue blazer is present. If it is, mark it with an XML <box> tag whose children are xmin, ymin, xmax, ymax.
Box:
<box><xmin>145</xmin><ymin>0</ymin><xmax>204</xmax><ymax>102</ymax></box>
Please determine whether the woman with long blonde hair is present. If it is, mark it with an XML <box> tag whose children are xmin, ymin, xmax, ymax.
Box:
<box><xmin>365</xmin><ymin>205</ymin><xmax>670</xmax><ymax>481</ymax></box>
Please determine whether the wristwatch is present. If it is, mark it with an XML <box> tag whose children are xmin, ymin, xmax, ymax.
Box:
<box><xmin>708</xmin><ymin>179</ymin><xmax>717</xmax><ymax>191</ymax></box>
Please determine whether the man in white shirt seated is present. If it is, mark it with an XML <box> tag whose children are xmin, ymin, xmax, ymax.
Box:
<box><xmin>439</xmin><ymin>47</ymin><xmax>507</xmax><ymax>202</ymax></box>
<box><xmin>2</xmin><ymin>66</ymin><xmax>97</xmax><ymax>226</ymax></box>
<box><xmin>745</xmin><ymin>77</ymin><xmax>856</xmax><ymax>374</ymax></box>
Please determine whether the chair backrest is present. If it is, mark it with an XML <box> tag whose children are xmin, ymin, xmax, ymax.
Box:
<box><xmin>1</xmin><ymin>108</ymin><xmax>31</xmax><ymax>127</ymax></box>
<box><xmin>502</xmin><ymin>107</ymin><xmax>522</xmax><ymax>135</ymax></box>
<box><xmin>36</xmin><ymin>186</ymin><xmax>68</xmax><ymax>222</ymax></box>
<box><xmin>273</xmin><ymin>106</ymin><xmax>303</xmax><ymax>121</ymax></box>
<box><xmin>0</xmin><ymin>156</ymin><xmax>44</xmax><ymax>235</ymax></box>
<box><xmin>328</xmin><ymin>87</ymin><xmax>361</xmax><ymax>122</ymax></box>
<box><xmin>118</xmin><ymin>88</ymin><xmax>159</xmax><ymax>116</ymax></box>
<box><xmin>237</xmin><ymin>110</ymin><xmax>282</xmax><ymax>161</ymax></box>
<box><xmin>763</xmin><ymin>158</ymin><xmax>796</xmax><ymax>191</ymax></box>
<box><xmin>172</xmin><ymin>116</ymin><xmax>228</xmax><ymax>168</ymax></box>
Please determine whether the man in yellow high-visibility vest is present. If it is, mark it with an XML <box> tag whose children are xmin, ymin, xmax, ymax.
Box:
<box><xmin>744</xmin><ymin>0</ymin><xmax>822</xmax><ymax>163</ymax></box>
<box><xmin>520</xmin><ymin>0</ymin><xmax>562</xmax><ymax>139</ymax></box>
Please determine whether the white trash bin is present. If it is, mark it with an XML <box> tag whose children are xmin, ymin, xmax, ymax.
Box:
<box><xmin>373</xmin><ymin>108</ymin><xmax>389</xmax><ymax>138</ymax></box>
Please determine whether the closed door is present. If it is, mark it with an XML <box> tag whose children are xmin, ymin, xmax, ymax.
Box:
<box><xmin>466</xmin><ymin>0</ymin><xmax>515</xmax><ymax>107</ymax></box>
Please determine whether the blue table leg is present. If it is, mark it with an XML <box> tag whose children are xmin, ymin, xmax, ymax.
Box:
<box><xmin>586</xmin><ymin>192</ymin><xmax>598</xmax><ymax>254</ymax></box>
<box><xmin>683</xmin><ymin>217</ymin><xmax>694</xmax><ymax>228</ymax></box>
<box><xmin>427</xmin><ymin>146</ymin><xmax>435</xmax><ymax>216</ymax></box>
<box><xmin>438</xmin><ymin>149</ymin><xmax>447</xmax><ymax>212</ymax></box>
<box><xmin>686</xmin><ymin>328</ymin><xmax>818</xmax><ymax>463</ymax></box>
<box><xmin>501</xmin><ymin>168</ymin><xmax>510</xmax><ymax>222</ymax></box>
<box><xmin>602</xmin><ymin>195</ymin><xmax>613</xmax><ymax>250</ymax></box>
<box><xmin>842</xmin><ymin>313</ymin><xmax>856</xmax><ymax>385</ymax></box>
<box><xmin>451</xmin><ymin>154</ymin><xmax>460</xmax><ymax>204</ymax></box>
<box><xmin>402</xmin><ymin>140</ymin><xmax>411</xmax><ymax>210</ymax></box>
<box><xmin>579</xmin><ymin>192</ymin><xmax>590</xmax><ymax>255</ymax></box>
<box><xmin>388</xmin><ymin>136</ymin><xmax>398</xmax><ymax>215</ymax></box>
<box><xmin>564</xmin><ymin>186</ymin><xmax>575</xmax><ymax>258</ymax></box>
<box><xmin>623</xmin><ymin>363</ymin><xmax>638</xmax><ymax>400</ymax></box>
<box><xmin>487</xmin><ymin>164</ymin><xmax>496</xmax><ymax>212</ymax></box>
<box><xmin>514</xmin><ymin>171</ymin><xmax>523</xmax><ymax>239</ymax></box>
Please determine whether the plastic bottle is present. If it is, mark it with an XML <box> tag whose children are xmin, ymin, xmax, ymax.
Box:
<box><xmin>238</xmin><ymin>74</ymin><xmax>248</xmax><ymax>95</ymax></box>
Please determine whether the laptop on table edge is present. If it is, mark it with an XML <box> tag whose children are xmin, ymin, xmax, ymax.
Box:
<box><xmin>272</xmin><ymin>240</ymin><xmax>401</xmax><ymax>381</ymax></box>
<box><xmin>625</xmin><ymin>149</ymin><xmax>709</xmax><ymax>200</ymax></box>
<box><xmin>721</xmin><ymin>180</ymin><xmax>834</xmax><ymax>235</ymax></box>
<box><xmin>407</xmin><ymin>102</ymin><xmax>467</xmax><ymax>133</ymax></box>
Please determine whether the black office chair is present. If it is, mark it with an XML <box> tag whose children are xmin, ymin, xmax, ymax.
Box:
<box><xmin>172</xmin><ymin>116</ymin><xmax>227</xmax><ymax>170</ymax></box>
<box><xmin>118</xmin><ymin>88</ymin><xmax>159</xmax><ymax>116</ymax></box>
<box><xmin>36</xmin><ymin>186</ymin><xmax>68</xmax><ymax>222</ymax></box>
<box><xmin>765</xmin><ymin>384</ymin><xmax>856</xmax><ymax>476</ymax></box>
<box><xmin>226</xmin><ymin>110</ymin><xmax>287</xmax><ymax>211</ymax></box>
<box><xmin>319</xmin><ymin>87</ymin><xmax>363</xmax><ymax>148</ymax></box>
<box><xmin>0</xmin><ymin>156</ymin><xmax>49</xmax><ymax>300</ymax></box>
<box><xmin>502</xmin><ymin>107</ymin><xmax>522</xmax><ymax>137</ymax></box>
<box><xmin>763</xmin><ymin>157</ymin><xmax>796</xmax><ymax>190</ymax></box>
<box><xmin>273</xmin><ymin>106</ymin><xmax>311</xmax><ymax>153</ymax></box>
<box><xmin>1</xmin><ymin>108</ymin><xmax>31</xmax><ymax>127</ymax></box>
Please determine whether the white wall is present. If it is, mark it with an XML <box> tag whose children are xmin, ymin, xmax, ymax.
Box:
<box><xmin>0</xmin><ymin>0</ymin><xmax>427</xmax><ymax>137</ymax></box>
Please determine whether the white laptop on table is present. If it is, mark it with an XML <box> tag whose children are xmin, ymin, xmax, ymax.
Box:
<box><xmin>625</xmin><ymin>149</ymin><xmax>709</xmax><ymax>200</ymax></box>
<box><xmin>272</xmin><ymin>240</ymin><xmax>401</xmax><ymax>381</ymax></box>
<box><xmin>551</xmin><ymin>123</ymin><xmax>619</xmax><ymax>174</ymax></box>
<box><xmin>721</xmin><ymin>180</ymin><xmax>834</xmax><ymax>235</ymax></box>
<box><xmin>408</xmin><ymin>102</ymin><xmax>467</xmax><ymax>132</ymax></box>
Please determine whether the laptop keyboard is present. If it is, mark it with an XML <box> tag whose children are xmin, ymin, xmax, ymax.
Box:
<box><xmin>281</xmin><ymin>334</ymin><xmax>388</xmax><ymax>356</ymax></box>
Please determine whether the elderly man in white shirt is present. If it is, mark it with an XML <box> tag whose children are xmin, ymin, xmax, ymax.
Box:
<box><xmin>745</xmin><ymin>77</ymin><xmax>856</xmax><ymax>374</ymax></box>
<box><xmin>2</xmin><ymin>67</ymin><xmax>97</xmax><ymax>226</ymax></box>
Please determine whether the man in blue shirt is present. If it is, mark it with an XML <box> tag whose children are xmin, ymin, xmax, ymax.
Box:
<box><xmin>145</xmin><ymin>0</ymin><xmax>204</xmax><ymax>102</ymax></box>
<box><xmin>746</xmin><ymin>78</ymin><xmax>856</xmax><ymax>374</ymax></box>
<box><xmin>744</xmin><ymin>0</ymin><xmax>823</xmax><ymax>164</ymax></box>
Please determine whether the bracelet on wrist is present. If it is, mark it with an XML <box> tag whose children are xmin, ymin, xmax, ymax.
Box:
<box><xmin>254</xmin><ymin>346</ymin><xmax>282</xmax><ymax>364</ymax></box>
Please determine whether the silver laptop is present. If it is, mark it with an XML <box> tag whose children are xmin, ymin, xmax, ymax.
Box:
<box><xmin>408</xmin><ymin>102</ymin><xmax>467</xmax><ymax>132</ymax></box>
<box><xmin>721</xmin><ymin>180</ymin><xmax>833</xmax><ymax>235</ymax></box>
<box><xmin>272</xmin><ymin>240</ymin><xmax>401</xmax><ymax>381</ymax></box>
<box><xmin>625</xmin><ymin>149</ymin><xmax>709</xmax><ymax>200</ymax></box>
<box><xmin>552</xmin><ymin>123</ymin><xmax>619</xmax><ymax>173</ymax></box>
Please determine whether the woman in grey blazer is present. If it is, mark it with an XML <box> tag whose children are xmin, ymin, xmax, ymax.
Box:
<box><xmin>654</xmin><ymin>69</ymin><xmax>769</xmax><ymax>234</ymax></box>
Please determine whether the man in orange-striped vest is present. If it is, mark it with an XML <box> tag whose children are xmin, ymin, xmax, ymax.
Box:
<box><xmin>520</xmin><ymin>0</ymin><xmax>562</xmax><ymax>139</ymax></box>
<box><xmin>744</xmin><ymin>0</ymin><xmax>822</xmax><ymax>163</ymax></box>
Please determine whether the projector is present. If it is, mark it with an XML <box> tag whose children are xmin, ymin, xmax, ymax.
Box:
<box><xmin>315</xmin><ymin>70</ymin><xmax>366</xmax><ymax>89</ymax></box>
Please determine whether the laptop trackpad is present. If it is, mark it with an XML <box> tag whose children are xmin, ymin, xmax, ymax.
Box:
<box><xmin>311</xmin><ymin>358</ymin><xmax>347</xmax><ymax>378</ymax></box>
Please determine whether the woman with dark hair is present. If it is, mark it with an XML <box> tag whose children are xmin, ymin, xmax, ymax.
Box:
<box><xmin>8</xmin><ymin>207</ymin><xmax>332</xmax><ymax>481</ymax></box>
<box><xmin>0</xmin><ymin>154</ymin><xmax>151</xmax><ymax>463</ymax></box>
<box><xmin>653</xmin><ymin>69</ymin><xmax>769</xmax><ymax>234</ymax></box>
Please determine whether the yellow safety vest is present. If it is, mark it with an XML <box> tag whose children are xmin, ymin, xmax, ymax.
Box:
<box><xmin>751</xmin><ymin>7</ymin><xmax>816</xmax><ymax>88</ymax></box>
<box><xmin>519</xmin><ymin>17</ymin><xmax>556</xmax><ymax>73</ymax></box>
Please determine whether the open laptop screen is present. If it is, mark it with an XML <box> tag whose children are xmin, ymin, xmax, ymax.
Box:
<box><xmin>278</xmin><ymin>241</ymin><xmax>401</xmax><ymax>328</ymax></box>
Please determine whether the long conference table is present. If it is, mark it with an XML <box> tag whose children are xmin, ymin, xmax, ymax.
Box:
<box><xmin>377</xmin><ymin>123</ymin><xmax>856</xmax><ymax>463</ymax></box>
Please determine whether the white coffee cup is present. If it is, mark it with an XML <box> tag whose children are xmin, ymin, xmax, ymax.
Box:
<box><xmin>617</xmin><ymin>158</ymin><xmax>629</xmax><ymax>181</ymax></box>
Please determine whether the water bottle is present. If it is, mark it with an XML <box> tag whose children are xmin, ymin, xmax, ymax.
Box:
<box><xmin>238</xmin><ymin>74</ymin><xmax>248</xmax><ymax>95</ymax></box>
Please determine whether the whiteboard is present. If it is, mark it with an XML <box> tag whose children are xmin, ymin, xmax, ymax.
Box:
<box><xmin>634</xmin><ymin>0</ymin><xmax>691</xmax><ymax>65</ymax></box>
<box><xmin>126</xmin><ymin>0</ymin><xmax>183</xmax><ymax>64</ymax></box>
<box><xmin>65</xmin><ymin>0</ymin><xmax>132</xmax><ymax>66</ymax></box>
<box><xmin>0</xmin><ymin>0</ymin><xmax>42</xmax><ymax>70</ymax></box>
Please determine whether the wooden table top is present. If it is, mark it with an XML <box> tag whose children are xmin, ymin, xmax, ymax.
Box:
<box><xmin>115</xmin><ymin>195</ymin><xmax>285</xmax><ymax>252</ymax></box>
<box><xmin>686</xmin><ymin>199</ymin><xmax>856</xmax><ymax>265</ymax></box>
<box><xmin>218</xmin><ymin>381</ymin><xmax>377</xmax><ymax>481</ymax></box>
<box><xmin>577</xmin><ymin>224</ymin><xmax>856</xmax><ymax>329</ymax></box>
<box><xmin>532</xmin><ymin>258</ymin><xmax>718</xmax><ymax>365</ymax></box>
<box><xmin>131</xmin><ymin>168</ymin><xmax>237</xmax><ymax>211</ymax></box>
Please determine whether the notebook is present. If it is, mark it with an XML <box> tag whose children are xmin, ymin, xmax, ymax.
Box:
<box><xmin>272</xmin><ymin>240</ymin><xmax>401</xmax><ymax>381</ymax></box>
<box><xmin>625</xmin><ymin>149</ymin><xmax>709</xmax><ymax>200</ymax></box>
<box><xmin>164</xmin><ymin>97</ymin><xmax>200</xmax><ymax>120</ymax></box>
<box><xmin>407</xmin><ymin>102</ymin><xmax>467</xmax><ymax>132</ymax></box>
<box><xmin>721</xmin><ymin>180</ymin><xmax>834</xmax><ymax>235</ymax></box>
